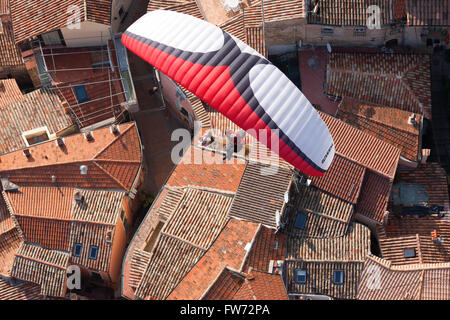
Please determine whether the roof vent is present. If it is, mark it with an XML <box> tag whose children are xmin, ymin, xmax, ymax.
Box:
<box><xmin>110</xmin><ymin>124</ymin><xmax>120</xmax><ymax>135</ymax></box>
<box><xmin>105</xmin><ymin>230</ymin><xmax>113</xmax><ymax>243</ymax></box>
<box><xmin>431</xmin><ymin>230</ymin><xmax>444</xmax><ymax>244</ymax></box>
<box><xmin>55</xmin><ymin>137</ymin><xmax>65</xmax><ymax>147</ymax></box>
<box><xmin>23</xmin><ymin>149</ymin><xmax>31</xmax><ymax>158</ymax></box>
<box><xmin>51</xmin><ymin>175</ymin><xmax>56</xmax><ymax>183</ymax></box>
<box><xmin>80</xmin><ymin>165</ymin><xmax>88</xmax><ymax>175</ymax></box>
<box><xmin>1</xmin><ymin>178</ymin><xmax>19</xmax><ymax>192</ymax></box>
<box><xmin>408</xmin><ymin>114</ymin><xmax>417</xmax><ymax>125</ymax></box>
<box><xmin>74</xmin><ymin>190</ymin><xmax>84</xmax><ymax>203</ymax></box>
<box><xmin>83</xmin><ymin>131</ymin><xmax>94</xmax><ymax>141</ymax></box>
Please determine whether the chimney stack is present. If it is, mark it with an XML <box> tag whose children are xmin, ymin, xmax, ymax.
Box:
<box><xmin>23</xmin><ymin>149</ymin><xmax>31</xmax><ymax>158</ymax></box>
<box><xmin>83</xmin><ymin>131</ymin><xmax>94</xmax><ymax>141</ymax></box>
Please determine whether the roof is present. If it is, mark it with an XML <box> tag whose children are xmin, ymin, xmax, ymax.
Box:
<box><xmin>243</xmin><ymin>225</ymin><xmax>287</xmax><ymax>274</ymax></box>
<box><xmin>167</xmin><ymin>219</ymin><xmax>260</xmax><ymax>300</ymax></box>
<box><xmin>9</xmin><ymin>0</ymin><xmax>112</xmax><ymax>43</ymax></box>
<box><xmin>326</xmin><ymin>52</ymin><xmax>432</xmax><ymax>119</ymax></box>
<box><xmin>0</xmin><ymin>122</ymin><xmax>142</xmax><ymax>191</ymax></box>
<box><xmin>394</xmin><ymin>163</ymin><xmax>450</xmax><ymax>208</ymax></box>
<box><xmin>227</xmin><ymin>162</ymin><xmax>293</xmax><ymax>228</ymax></box>
<box><xmin>202</xmin><ymin>268</ymin><xmax>288</xmax><ymax>300</ymax></box>
<box><xmin>286</xmin><ymin>222</ymin><xmax>371</xmax><ymax>261</ymax></box>
<box><xmin>378</xmin><ymin>214</ymin><xmax>450</xmax><ymax>265</ymax></box>
<box><xmin>0</xmin><ymin>278</ymin><xmax>42</xmax><ymax>300</ymax></box>
<box><xmin>166</xmin><ymin>146</ymin><xmax>246</xmax><ymax>193</ymax></box>
<box><xmin>285</xmin><ymin>260</ymin><xmax>363</xmax><ymax>299</ymax></box>
<box><xmin>0</xmin><ymin>0</ymin><xmax>9</xmax><ymax>15</ymax></box>
<box><xmin>134</xmin><ymin>188</ymin><xmax>233</xmax><ymax>300</ymax></box>
<box><xmin>406</xmin><ymin>0</ymin><xmax>450</xmax><ymax>26</ymax></box>
<box><xmin>320</xmin><ymin>111</ymin><xmax>400</xmax><ymax>179</ymax></box>
<box><xmin>336</xmin><ymin>97</ymin><xmax>421</xmax><ymax>162</ymax></box>
<box><xmin>284</xmin><ymin>183</ymin><xmax>354</xmax><ymax>238</ymax></box>
<box><xmin>148</xmin><ymin>0</ymin><xmax>203</xmax><ymax>19</ymax></box>
<box><xmin>307</xmin><ymin>0</ymin><xmax>394</xmax><ymax>26</ymax></box>
<box><xmin>0</xmin><ymin>14</ymin><xmax>23</xmax><ymax>67</ymax></box>
<box><xmin>0</xmin><ymin>88</ymin><xmax>73</xmax><ymax>155</ymax></box>
<box><xmin>355</xmin><ymin>170</ymin><xmax>392</xmax><ymax>223</ymax></box>
<box><xmin>309</xmin><ymin>154</ymin><xmax>366</xmax><ymax>204</ymax></box>
<box><xmin>11</xmin><ymin>243</ymin><xmax>69</xmax><ymax>297</ymax></box>
<box><xmin>357</xmin><ymin>255</ymin><xmax>450</xmax><ymax>300</ymax></box>
<box><xmin>0</xmin><ymin>79</ymin><xmax>23</xmax><ymax>109</ymax></box>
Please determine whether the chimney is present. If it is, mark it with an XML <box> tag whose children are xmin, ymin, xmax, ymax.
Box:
<box><xmin>110</xmin><ymin>124</ymin><xmax>120</xmax><ymax>135</ymax></box>
<box><xmin>431</xmin><ymin>230</ymin><xmax>443</xmax><ymax>244</ymax></box>
<box><xmin>421</xmin><ymin>149</ymin><xmax>431</xmax><ymax>164</ymax></box>
<box><xmin>74</xmin><ymin>190</ymin><xmax>84</xmax><ymax>203</ymax></box>
<box><xmin>23</xmin><ymin>149</ymin><xmax>31</xmax><ymax>158</ymax></box>
<box><xmin>408</xmin><ymin>114</ymin><xmax>417</xmax><ymax>125</ymax></box>
<box><xmin>55</xmin><ymin>137</ymin><xmax>65</xmax><ymax>147</ymax></box>
<box><xmin>383</xmin><ymin>211</ymin><xmax>389</xmax><ymax>225</ymax></box>
<box><xmin>83</xmin><ymin>131</ymin><xmax>94</xmax><ymax>141</ymax></box>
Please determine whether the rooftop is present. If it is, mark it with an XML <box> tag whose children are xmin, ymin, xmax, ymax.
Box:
<box><xmin>0</xmin><ymin>87</ymin><xmax>73</xmax><ymax>155</ymax></box>
<box><xmin>202</xmin><ymin>268</ymin><xmax>288</xmax><ymax>300</ymax></box>
<box><xmin>405</xmin><ymin>0</ymin><xmax>450</xmax><ymax>26</ymax></box>
<box><xmin>0</xmin><ymin>79</ymin><xmax>23</xmax><ymax>109</ymax></box>
<box><xmin>357</xmin><ymin>254</ymin><xmax>450</xmax><ymax>300</ymax></box>
<box><xmin>307</xmin><ymin>0</ymin><xmax>394</xmax><ymax>26</ymax></box>
<box><xmin>0</xmin><ymin>14</ymin><xmax>23</xmax><ymax>67</ymax></box>
<box><xmin>326</xmin><ymin>52</ymin><xmax>432</xmax><ymax>119</ymax></box>
<box><xmin>336</xmin><ymin>97</ymin><xmax>422</xmax><ymax>163</ymax></box>
<box><xmin>9</xmin><ymin>0</ymin><xmax>112</xmax><ymax>44</ymax></box>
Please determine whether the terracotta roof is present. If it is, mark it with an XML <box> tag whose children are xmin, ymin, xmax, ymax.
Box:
<box><xmin>326</xmin><ymin>52</ymin><xmax>432</xmax><ymax>119</ymax></box>
<box><xmin>0</xmin><ymin>15</ymin><xmax>23</xmax><ymax>67</ymax></box>
<box><xmin>11</xmin><ymin>243</ymin><xmax>69</xmax><ymax>297</ymax></box>
<box><xmin>227</xmin><ymin>162</ymin><xmax>293</xmax><ymax>228</ymax></box>
<box><xmin>356</xmin><ymin>170</ymin><xmax>392</xmax><ymax>223</ymax></box>
<box><xmin>0</xmin><ymin>0</ymin><xmax>9</xmax><ymax>15</ymax></box>
<box><xmin>0</xmin><ymin>87</ymin><xmax>74</xmax><ymax>155</ymax></box>
<box><xmin>243</xmin><ymin>225</ymin><xmax>287</xmax><ymax>274</ymax></box>
<box><xmin>167</xmin><ymin>219</ymin><xmax>260</xmax><ymax>300</ymax></box>
<box><xmin>0</xmin><ymin>225</ymin><xmax>23</xmax><ymax>277</ymax></box>
<box><xmin>0</xmin><ymin>79</ymin><xmax>22</xmax><ymax>109</ymax></box>
<box><xmin>406</xmin><ymin>0</ymin><xmax>450</xmax><ymax>26</ymax></box>
<box><xmin>128</xmin><ymin>249</ymin><xmax>152</xmax><ymax>289</ymax></box>
<box><xmin>286</xmin><ymin>223</ymin><xmax>370</xmax><ymax>261</ymax></box>
<box><xmin>394</xmin><ymin>163</ymin><xmax>450</xmax><ymax>208</ymax></box>
<box><xmin>135</xmin><ymin>188</ymin><xmax>233</xmax><ymax>300</ymax></box>
<box><xmin>307</xmin><ymin>0</ymin><xmax>393</xmax><ymax>26</ymax></box>
<box><xmin>378</xmin><ymin>214</ymin><xmax>450</xmax><ymax>265</ymax></box>
<box><xmin>310</xmin><ymin>154</ymin><xmax>366</xmax><ymax>204</ymax></box>
<box><xmin>337</xmin><ymin>97</ymin><xmax>421</xmax><ymax>162</ymax></box>
<box><xmin>357</xmin><ymin>255</ymin><xmax>450</xmax><ymax>300</ymax></box>
<box><xmin>9</xmin><ymin>0</ymin><xmax>112</xmax><ymax>43</ymax></box>
<box><xmin>284</xmin><ymin>183</ymin><xmax>354</xmax><ymax>238</ymax></box>
<box><xmin>202</xmin><ymin>268</ymin><xmax>288</xmax><ymax>300</ymax></box>
<box><xmin>244</xmin><ymin>0</ymin><xmax>305</xmax><ymax>26</ymax></box>
<box><xmin>320</xmin><ymin>111</ymin><xmax>400</xmax><ymax>179</ymax></box>
<box><xmin>0</xmin><ymin>278</ymin><xmax>42</xmax><ymax>300</ymax></box>
<box><xmin>394</xmin><ymin>0</ymin><xmax>406</xmax><ymax>20</ymax></box>
<box><xmin>285</xmin><ymin>260</ymin><xmax>363</xmax><ymax>299</ymax></box>
<box><xmin>0</xmin><ymin>122</ymin><xmax>142</xmax><ymax>191</ymax></box>
<box><xmin>166</xmin><ymin>146</ymin><xmax>246</xmax><ymax>193</ymax></box>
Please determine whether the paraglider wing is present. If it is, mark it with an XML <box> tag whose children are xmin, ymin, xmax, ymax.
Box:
<box><xmin>122</xmin><ymin>10</ymin><xmax>335</xmax><ymax>176</ymax></box>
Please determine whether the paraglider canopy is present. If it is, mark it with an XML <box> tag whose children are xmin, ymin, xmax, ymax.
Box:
<box><xmin>122</xmin><ymin>10</ymin><xmax>335</xmax><ymax>176</ymax></box>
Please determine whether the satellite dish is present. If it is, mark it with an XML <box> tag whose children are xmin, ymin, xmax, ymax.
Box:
<box><xmin>284</xmin><ymin>192</ymin><xmax>289</xmax><ymax>204</ymax></box>
<box><xmin>326</xmin><ymin>42</ymin><xmax>332</xmax><ymax>53</ymax></box>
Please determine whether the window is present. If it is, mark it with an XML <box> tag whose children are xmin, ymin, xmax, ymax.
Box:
<box><xmin>294</xmin><ymin>212</ymin><xmax>307</xmax><ymax>230</ymax></box>
<box><xmin>404</xmin><ymin>248</ymin><xmax>416</xmax><ymax>258</ymax></box>
<box><xmin>321</xmin><ymin>27</ymin><xmax>334</xmax><ymax>35</ymax></box>
<box><xmin>73</xmin><ymin>243</ymin><xmax>82</xmax><ymax>257</ymax></box>
<box><xmin>75</xmin><ymin>85</ymin><xmax>89</xmax><ymax>103</ymax></box>
<box><xmin>22</xmin><ymin>127</ymin><xmax>50</xmax><ymax>146</ymax></box>
<box><xmin>333</xmin><ymin>270</ymin><xmax>344</xmax><ymax>285</ymax></box>
<box><xmin>295</xmin><ymin>269</ymin><xmax>307</xmax><ymax>284</ymax></box>
<box><xmin>88</xmin><ymin>245</ymin><xmax>99</xmax><ymax>260</ymax></box>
